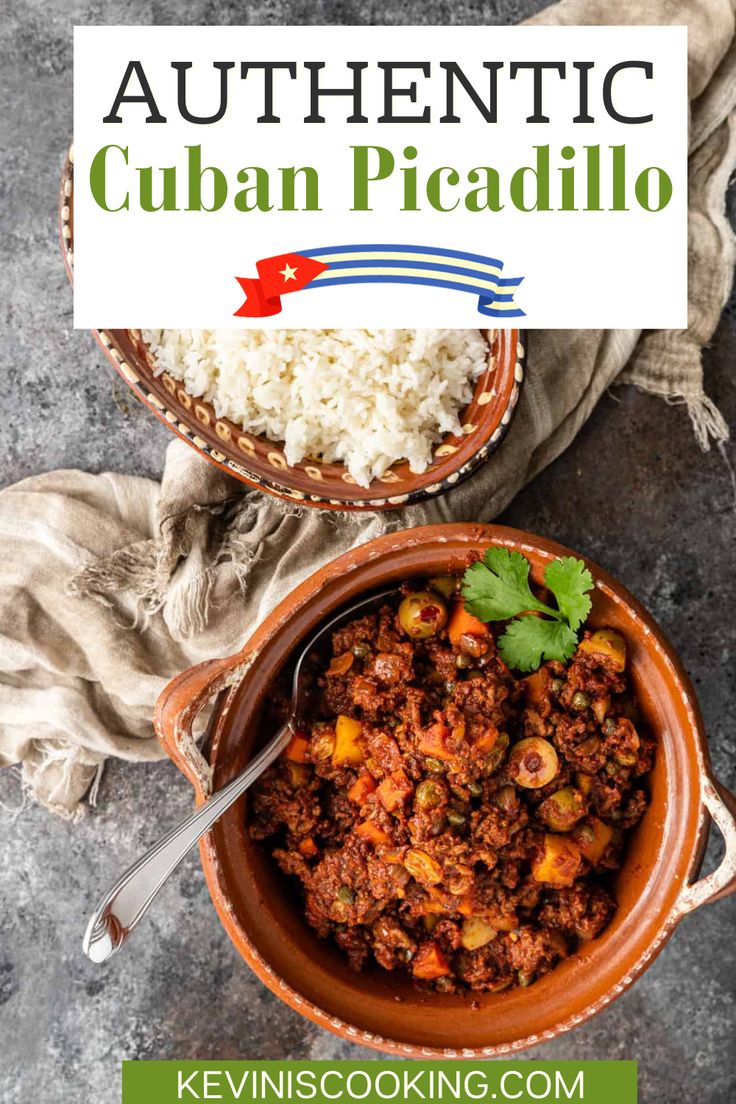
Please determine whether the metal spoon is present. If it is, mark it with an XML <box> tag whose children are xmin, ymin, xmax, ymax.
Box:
<box><xmin>82</xmin><ymin>587</ymin><xmax>398</xmax><ymax>964</ymax></box>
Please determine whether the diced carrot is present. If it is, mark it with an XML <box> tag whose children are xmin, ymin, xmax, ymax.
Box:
<box><xmin>418</xmin><ymin>721</ymin><xmax>454</xmax><ymax>760</ymax></box>
<box><xmin>474</xmin><ymin>724</ymin><xmax>498</xmax><ymax>752</ymax></box>
<box><xmin>348</xmin><ymin>771</ymin><xmax>377</xmax><ymax>805</ymax></box>
<box><xmin>298</xmin><ymin>837</ymin><xmax>318</xmax><ymax>857</ymax></box>
<box><xmin>457</xmin><ymin>893</ymin><xmax>475</xmax><ymax>917</ymax></box>
<box><xmin>355</xmin><ymin>820</ymin><xmax>391</xmax><ymax>846</ymax></box>
<box><xmin>448</xmin><ymin>602</ymin><xmax>490</xmax><ymax>646</ymax></box>
<box><xmin>412</xmin><ymin>942</ymin><xmax>450</xmax><ymax>979</ymax></box>
<box><xmin>377</xmin><ymin>769</ymin><xmax>413</xmax><ymax>812</ymax></box>
<box><xmin>332</xmin><ymin>715</ymin><xmax>364</xmax><ymax>766</ymax></box>
<box><xmin>525</xmin><ymin>667</ymin><xmax>551</xmax><ymax>705</ymax></box>
<box><xmin>327</xmin><ymin>651</ymin><xmax>354</xmax><ymax>676</ymax></box>
<box><xmin>284</xmin><ymin>734</ymin><xmax>309</xmax><ymax>763</ymax></box>
<box><xmin>532</xmin><ymin>834</ymin><xmax>582</xmax><ymax>886</ymax></box>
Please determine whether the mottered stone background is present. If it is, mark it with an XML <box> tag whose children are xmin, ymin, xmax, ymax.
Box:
<box><xmin>1</xmin><ymin>1</ymin><xmax>735</xmax><ymax>1101</ymax></box>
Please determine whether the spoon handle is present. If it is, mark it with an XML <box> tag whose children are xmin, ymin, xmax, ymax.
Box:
<box><xmin>83</xmin><ymin>723</ymin><xmax>293</xmax><ymax>963</ymax></box>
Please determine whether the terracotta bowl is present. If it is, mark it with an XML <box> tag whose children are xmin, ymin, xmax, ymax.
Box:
<box><xmin>59</xmin><ymin>156</ymin><xmax>523</xmax><ymax>511</ymax></box>
<box><xmin>155</xmin><ymin>523</ymin><xmax>736</xmax><ymax>1057</ymax></box>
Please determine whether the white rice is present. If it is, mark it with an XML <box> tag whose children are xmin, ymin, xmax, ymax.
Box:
<box><xmin>141</xmin><ymin>329</ymin><xmax>491</xmax><ymax>487</ymax></box>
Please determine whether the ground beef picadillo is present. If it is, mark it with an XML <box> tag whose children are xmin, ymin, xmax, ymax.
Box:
<box><xmin>250</xmin><ymin>574</ymin><xmax>655</xmax><ymax>993</ymax></box>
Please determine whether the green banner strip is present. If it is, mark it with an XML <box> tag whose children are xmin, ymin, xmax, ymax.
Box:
<box><xmin>122</xmin><ymin>1060</ymin><xmax>636</xmax><ymax>1104</ymax></box>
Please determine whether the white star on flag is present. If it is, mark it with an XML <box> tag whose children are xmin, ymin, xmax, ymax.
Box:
<box><xmin>279</xmin><ymin>263</ymin><xmax>298</xmax><ymax>283</ymax></box>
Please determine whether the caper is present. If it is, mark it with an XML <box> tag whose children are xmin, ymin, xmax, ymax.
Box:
<box><xmin>445</xmin><ymin>680</ymin><xmax>456</xmax><ymax>694</ymax></box>
<box><xmin>551</xmin><ymin>678</ymin><xmax>565</xmax><ymax>693</ymax></box>
<box><xmin>336</xmin><ymin>885</ymin><xmax>355</xmax><ymax>905</ymax></box>
<box><xmin>415</xmin><ymin>779</ymin><xmax>447</xmax><ymax>810</ymax></box>
<box><xmin>447</xmin><ymin>810</ymin><xmax>467</xmax><ymax>827</ymax></box>
<box><xmin>456</xmin><ymin>653</ymin><xmax>473</xmax><ymax>669</ymax></box>
<box><xmin>517</xmin><ymin>971</ymin><xmax>533</xmax><ymax>988</ymax></box>
<box><xmin>572</xmin><ymin>690</ymin><xmax>591</xmax><ymax>711</ymax></box>
<box><xmin>398</xmin><ymin>592</ymin><xmax>448</xmax><ymax>640</ymax></box>
<box><xmin>425</xmin><ymin>757</ymin><xmax>446</xmax><ymax>774</ymax></box>
<box><xmin>352</xmin><ymin>642</ymin><xmax>370</xmax><ymax>659</ymax></box>
<box><xmin>603</xmin><ymin>717</ymin><xmax>618</xmax><ymax>736</ymax></box>
<box><xmin>467</xmin><ymin>781</ymin><xmax>483</xmax><ymax>798</ymax></box>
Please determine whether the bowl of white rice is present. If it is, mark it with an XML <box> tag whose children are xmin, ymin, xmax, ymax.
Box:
<box><xmin>59</xmin><ymin>156</ymin><xmax>522</xmax><ymax>510</ymax></box>
<box><xmin>91</xmin><ymin>326</ymin><xmax>523</xmax><ymax>510</ymax></box>
<box><xmin>61</xmin><ymin>153</ymin><xmax>523</xmax><ymax>510</ymax></box>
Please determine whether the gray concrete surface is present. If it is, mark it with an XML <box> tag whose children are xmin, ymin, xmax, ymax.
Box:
<box><xmin>1</xmin><ymin>1</ymin><xmax>735</xmax><ymax>1101</ymax></box>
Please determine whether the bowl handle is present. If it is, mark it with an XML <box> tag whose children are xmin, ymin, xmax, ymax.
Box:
<box><xmin>154</xmin><ymin>652</ymin><xmax>249</xmax><ymax>802</ymax></box>
<box><xmin>673</xmin><ymin>775</ymin><xmax>736</xmax><ymax>918</ymax></box>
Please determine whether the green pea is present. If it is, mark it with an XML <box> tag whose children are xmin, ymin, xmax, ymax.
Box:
<box><xmin>425</xmin><ymin>758</ymin><xmax>446</xmax><ymax>774</ymax></box>
<box><xmin>572</xmin><ymin>690</ymin><xmax>591</xmax><ymax>711</ymax></box>
<box><xmin>447</xmin><ymin>810</ymin><xmax>467</xmax><ymax>827</ymax></box>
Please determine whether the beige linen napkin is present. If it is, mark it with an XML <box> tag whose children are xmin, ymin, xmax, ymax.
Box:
<box><xmin>1</xmin><ymin>0</ymin><xmax>734</xmax><ymax>817</ymax></box>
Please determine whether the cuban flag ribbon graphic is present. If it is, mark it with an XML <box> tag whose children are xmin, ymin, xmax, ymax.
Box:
<box><xmin>234</xmin><ymin>244</ymin><xmax>524</xmax><ymax>318</ymax></box>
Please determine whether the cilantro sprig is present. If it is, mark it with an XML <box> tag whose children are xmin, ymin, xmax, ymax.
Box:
<box><xmin>461</xmin><ymin>548</ymin><xmax>594</xmax><ymax>672</ymax></box>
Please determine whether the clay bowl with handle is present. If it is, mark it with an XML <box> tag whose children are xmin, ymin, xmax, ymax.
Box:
<box><xmin>154</xmin><ymin>522</ymin><xmax>736</xmax><ymax>1057</ymax></box>
<box><xmin>59</xmin><ymin>154</ymin><xmax>524</xmax><ymax>511</ymax></box>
